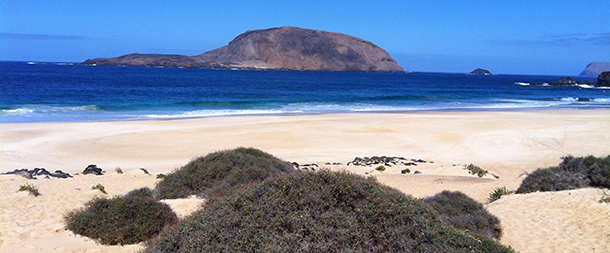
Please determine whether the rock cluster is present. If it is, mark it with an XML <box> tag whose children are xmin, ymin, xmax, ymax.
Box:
<box><xmin>529</xmin><ymin>77</ymin><xmax>594</xmax><ymax>86</ymax></box>
<box><xmin>291</xmin><ymin>162</ymin><xmax>319</xmax><ymax>171</ymax></box>
<box><xmin>1</xmin><ymin>168</ymin><xmax>72</xmax><ymax>179</ymax></box>
<box><xmin>347</xmin><ymin>156</ymin><xmax>429</xmax><ymax>167</ymax></box>
<box><xmin>82</xmin><ymin>164</ymin><xmax>104</xmax><ymax>175</ymax></box>
<box><xmin>597</xmin><ymin>71</ymin><xmax>610</xmax><ymax>88</ymax></box>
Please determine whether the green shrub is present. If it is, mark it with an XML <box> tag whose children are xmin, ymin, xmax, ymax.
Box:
<box><xmin>18</xmin><ymin>183</ymin><xmax>40</xmax><ymax>197</ymax></box>
<box><xmin>516</xmin><ymin>155</ymin><xmax>610</xmax><ymax>194</ymax></box>
<box><xmin>64</xmin><ymin>193</ymin><xmax>178</xmax><ymax>245</ymax></box>
<box><xmin>144</xmin><ymin>171</ymin><xmax>512</xmax><ymax>252</ymax></box>
<box><xmin>422</xmin><ymin>191</ymin><xmax>502</xmax><ymax>240</ymax></box>
<box><xmin>401</xmin><ymin>168</ymin><xmax>411</xmax><ymax>174</ymax></box>
<box><xmin>600</xmin><ymin>189</ymin><xmax>610</xmax><ymax>203</ymax></box>
<box><xmin>154</xmin><ymin>147</ymin><xmax>295</xmax><ymax>199</ymax></box>
<box><xmin>92</xmin><ymin>183</ymin><xmax>107</xmax><ymax>194</ymax></box>
<box><xmin>375</xmin><ymin>165</ymin><xmax>386</xmax><ymax>171</ymax></box>
<box><xmin>124</xmin><ymin>187</ymin><xmax>154</xmax><ymax>199</ymax></box>
<box><xmin>115</xmin><ymin>167</ymin><xmax>123</xmax><ymax>174</ymax></box>
<box><xmin>466</xmin><ymin>164</ymin><xmax>488</xmax><ymax>177</ymax></box>
<box><xmin>487</xmin><ymin>186</ymin><xmax>514</xmax><ymax>203</ymax></box>
<box><xmin>140</xmin><ymin>168</ymin><xmax>150</xmax><ymax>175</ymax></box>
<box><xmin>155</xmin><ymin>173</ymin><xmax>166</xmax><ymax>179</ymax></box>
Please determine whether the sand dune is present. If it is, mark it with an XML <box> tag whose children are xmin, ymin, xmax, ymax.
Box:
<box><xmin>1</xmin><ymin>110</ymin><xmax>609</xmax><ymax>252</ymax></box>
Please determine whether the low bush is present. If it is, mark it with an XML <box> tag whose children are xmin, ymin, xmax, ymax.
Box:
<box><xmin>124</xmin><ymin>187</ymin><xmax>154</xmax><ymax>199</ymax></box>
<box><xmin>64</xmin><ymin>190</ymin><xmax>178</xmax><ymax>245</ymax></box>
<box><xmin>18</xmin><ymin>183</ymin><xmax>40</xmax><ymax>197</ymax></box>
<box><xmin>140</xmin><ymin>168</ymin><xmax>150</xmax><ymax>175</ymax></box>
<box><xmin>154</xmin><ymin>147</ymin><xmax>295</xmax><ymax>199</ymax></box>
<box><xmin>422</xmin><ymin>190</ymin><xmax>502</xmax><ymax>240</ymax></box>
<box><xmin>487</xmin><ymin>186</ymin><xmax>514</xmax><ymax>203</ymax></box>
<box><xmin>466</xmin><ymin>164</ymin><xmax>488</xmax><ymax>177</ymax></box>
<box><xmin>401</xmin><ymin>168</ymin><xmax>411</xmax><ymax>174</ymax></box>
<box><xmin>115</xmin><ymin>167</ymin><xmax>123</xmax><ymax>174</ymax></box>
<box><xmin>155</xmin><ymin>173</ymin><xmax>166</xmax><ymax>180</ymax></box>
<box><xmin>516</xmin><ymin>155</ymin><xmax>610</xmax><ymax>194</ymax></box>
<box><xmin>144</xmin><ymin>171</ymin><xmax>512</xmax><ymax>252</ymax></box>
<box><xmin>600</xmin><ymin>189</ymin><xmax>610</xmax><ymax>203</ymax></box>
<box><xmin>375</xmin><ymin>165</ymin><xmax>386</xmax><ymax>171</ymax></box>
<box><xmin>91</xmin><ymin>183</ymin><xmax>107</xmax><ymax>194</ymax></box>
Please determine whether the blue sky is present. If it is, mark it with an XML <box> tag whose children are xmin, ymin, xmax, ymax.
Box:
<box><xmin>1</xmin><ymin>0</ymin><xmax>608</xmax><ymax>75</ymax></box>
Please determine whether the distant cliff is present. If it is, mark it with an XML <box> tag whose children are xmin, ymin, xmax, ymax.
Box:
<box><xmin>579</xmin><ymin>62</ymin><xmax>610</xmax><ymax>76</ymax></box>
<box><xmin>82</xmin><ymin>26</ymin><xmax>404</xmax><ymax>72</ymax></box>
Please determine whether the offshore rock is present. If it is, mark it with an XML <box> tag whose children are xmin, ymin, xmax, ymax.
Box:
<box><xmin>468</xmin><ymin>68</ymin><xmax>492</xmax><ymax>75</ymax></box>
<box><xmin>529</xmin><ymin>77</ymin><xmax>594</xmax><ymax>86</ymax></box>
<box><xmin>597</xmin><ymin>71</ymin><xmax>610</xmax><ymax>88</ymax></box>
<box><xmin>580</xmin><ymin>62</ymin><xmax>610</xmax><ymax>76</ymax></box>
<box><xmin>82</xmin><ymin>26</ymin><xmax>404</xmax><ymax>72</ymax></box>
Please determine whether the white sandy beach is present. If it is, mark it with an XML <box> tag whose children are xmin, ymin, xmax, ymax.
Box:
<box><xmin>1</xmin><ymin>110</ymin><xmax>609</xmax><ymax>252</ymax></box>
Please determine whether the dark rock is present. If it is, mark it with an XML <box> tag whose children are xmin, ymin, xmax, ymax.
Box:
<box><xmin>580</xmin><ymin>62</ymin><xmax>610</xmax><ymax>76</ymax></box>
<box><xmin>550</xmin><ymin>77</ymin><xmax>577</xmax><ymax>86</ymax></box>
<box><xmin>527</xmin><ymin>77</ymin><xmax>595</xmax><ymax>87</ymax></box>
<box><xmin>597</xmin><ymin>71</ymin><xmax>610</xmax><ymax>88</ymax></box>
<box><xmin>414</xmin><ymin>171</ymin><xmax>422</xmax><ymax>174</ymax></box>
<box><xmin>82</xmin><ymin>26</ymin><xmax>404</xmax><ymax>72</ymax></box>
<box><xmin>468</xmin><ymin>68</ymin><xmax>492</xmax><ymax>75</ymax></box>
<box><xmin>1</xmin><ymin>168</ymin><xmax>72</xmax><ymax>179</ymax></box>
<box><xmin>82</xmin><ymin>164</ymin><xmax>103</xmax><ymax>175</ymax></box>
<box><xmin>348</xmin><ymin>156</ymin><xmax>421</xmax><ymax>167</ymax></box>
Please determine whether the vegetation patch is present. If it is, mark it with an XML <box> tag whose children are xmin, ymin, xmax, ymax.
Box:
<box><xmin>155</xmin><ymin>173</ymin><xmax>166</xmax><ymax>180</ymax></box>
<box><xmin>375</xmin><ymin>165</ymin><xmax>386</xmax><ymax>171</ymax></box>
<box><xmin>154</xmin><ymin>147</ymin><xmax>295</xmax><ymax>199</ymax></box>
<box><xmin>487</xmin><ymin>186</ymin><xmax>514</xmax><ymax>204</ymax></box>
<box><xmin>140</xmin><ymin>168</ymin><xmax>150</xmax><ymax>175</ymax></box>
<box><xmin>115</xmin><ymin>167</ymin><xmax>123</xmax><ymax>174</ymax></box>
<box><xmin>18</xmin><ymin>183</ymin><xmax>40</xmax><ymax>197</ymax></box>
<box><xmin>91</xmin><ymin>183</ymin><xmax>107</xmax><ymax>194</ymax></box>
<box><xmin>422</xmin><ymin>190</ymin><xmax>502</xmax><ymax>240</ymax></box>
<box><xmin>599</xmin><ymin>189</ymin><xmax>610</xmax><ymax>203</ymax></box>
<box><xmin>516</xmin><ymin>155</ymin><xmax>610</xmax><ymax>194</ymax></box>
<box><xmin>401</xmin><ymin>168</ymin><xmax>411</xmax><ymax>174</ymax></box>
<box><xmin>64</xmin><ymin>188</ymin><xmax>177</xmax><ymax>245</ymax></box>
<box><xmin>144</xmin><ymin>171</ymin><xmax>512</xmax><ymax>252</ymax></box>
<box><xmin>466</xmin><ymin>164</ymin><xmax>488</xmax><ymax>177</ymax></box>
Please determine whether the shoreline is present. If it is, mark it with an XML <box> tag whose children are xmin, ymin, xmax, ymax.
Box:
<box><xmin>2</xmin><ymin>109</ymin><xmax>610</xmax><ymax>252</ymax></box>
<box><xmin>2</xmin><ymin>109</ymin><xmax>609</xmax><ymax>174</ymax></box>
<box><xmin>3</xmin><ymin>106</ymin><xmax>610</xmax><ymax>125</ymax></box>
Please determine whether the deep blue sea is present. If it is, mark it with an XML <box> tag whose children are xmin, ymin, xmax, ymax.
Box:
<box><xmin>1</xmin><ymin>61</ymin><xmax>609</xmax><ymax>123</ymax></box>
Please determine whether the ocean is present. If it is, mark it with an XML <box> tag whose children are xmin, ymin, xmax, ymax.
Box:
<box><xmin>1</xmin><ymin>61</ymin><xmax>608</xmax><ymax>123</ymax></box>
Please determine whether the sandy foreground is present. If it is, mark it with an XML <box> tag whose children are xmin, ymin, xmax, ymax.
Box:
<box><xmin>1</xmin><ymin>110</ymin><xmax>609</xmax><ymax>252</ymax></box>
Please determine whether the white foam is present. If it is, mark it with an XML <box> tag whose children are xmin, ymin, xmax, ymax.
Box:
<box><xmin>2</xmin><ymin>108</ymin><xmax>36</xmax><ymax>114</ymax></box>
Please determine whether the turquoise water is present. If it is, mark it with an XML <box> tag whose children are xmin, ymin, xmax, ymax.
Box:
<box><xmin>1</xmin><ymin>61</ymin><xmax>608</xmax><ymax>123</ymax></box>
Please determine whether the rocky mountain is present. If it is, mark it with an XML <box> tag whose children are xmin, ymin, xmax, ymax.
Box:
<box><xmin>579</xmin><ymin>62</ymin><xmax>610</xmax><ymax>76</ymax></box>
<box><xmin>82</xmin><ymin>26</ymin><xmax>404</xmax><ymax>72</ymax></box>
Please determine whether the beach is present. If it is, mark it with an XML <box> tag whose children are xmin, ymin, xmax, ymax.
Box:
<box><xmin>1</xmin><ymin>110</ymin><xmax>609</xmax><ymax>252</ymax></box>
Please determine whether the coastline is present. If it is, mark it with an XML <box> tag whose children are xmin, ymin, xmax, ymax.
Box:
<box><xmin>1</xmin><ymin>109</ymin><xmax>610</xmax><ymax>252</ymax></box>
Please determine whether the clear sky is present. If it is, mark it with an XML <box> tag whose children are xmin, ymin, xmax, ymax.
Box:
<box><xmin>1</xmin><ymin>0</ymin><xmax>608</xmax><ymax>75</ymax></box>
